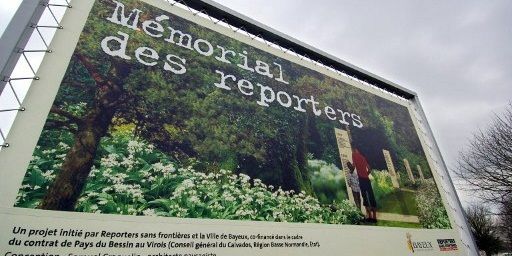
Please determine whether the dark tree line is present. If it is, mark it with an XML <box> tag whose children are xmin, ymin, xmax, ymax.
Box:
<box><xmin>498</xmin><ymin>201</ymin><xmax>512</xmax><ymax>251</ymax></box>
<box><xmin>457</xmin><ymin>103</ymin><xmax>512</xmax><ymax>253</ymax></box>
<box><xmin>466</xmin><ymin>205</ymin><xmax>504</xmax><ymax>255</ymax></box>
<box><xmin>456</xmin><ymin>103</ymin><xmax>512</xmax><ymax>206</ymax></box>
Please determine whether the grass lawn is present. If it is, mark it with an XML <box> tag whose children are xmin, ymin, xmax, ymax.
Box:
<box><xmin>376</xmin><ymin>219</ymin><xmax>422</xmax><ymax>228</ymax></box>
<box><xmin>377</xmin><ymin>189</ymin><xmax>418</xmax><ymax>216</ymax></box>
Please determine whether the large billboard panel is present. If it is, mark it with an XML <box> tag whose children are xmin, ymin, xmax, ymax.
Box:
<box><xmin>0</xmin><ymin>0</ymin><xmax>466</xmax><ymax>255</ymax></box>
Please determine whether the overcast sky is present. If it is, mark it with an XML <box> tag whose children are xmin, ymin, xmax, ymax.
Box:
<box><xmin>1</xmin><ymin>0</ymin><xmax>511</xmax><ymax>205</ymax></box>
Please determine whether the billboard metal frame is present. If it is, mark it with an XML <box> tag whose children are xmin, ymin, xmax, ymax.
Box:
<box><xmin>0</xmin><ymin>0</ymin><xmax>478</xmax><ymax>254</ymax></box>
<box><xmin>0</xmin><ymin>0</ymin><xmax>50</xmax><ymax>95</ymax></box>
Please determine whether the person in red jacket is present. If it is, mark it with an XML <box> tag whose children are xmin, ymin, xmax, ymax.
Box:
<box><xmin>352</xmin><ymin>147</ymin><xmax>377</xmax><ymax>222</ymax></box>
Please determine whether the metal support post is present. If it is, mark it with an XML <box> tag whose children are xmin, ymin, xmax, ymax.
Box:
<box><xmin>0</xmin><ymin>0</ymin><xmax>49</xmax><ymax>94</ymax></box>
<box><xmin>411</xmin><ymin>96</ymin><xmax>479</xmax><ymax>255</ymax></box>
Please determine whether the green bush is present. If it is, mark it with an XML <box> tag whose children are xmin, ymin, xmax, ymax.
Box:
<box><xmin>415</xmin><ymin>179</ymin><xmax>451</xmax><ymax>229</ymax></box>
<box><xmin>398</xmin><ymin>171</ymin><xmax>419</xmax><ymax>189</ymax></box>
<box><xmin>370</xmin><ymin>170</ymin><xmax>395</xmax><ymax>202</ymax></box>
<box><xmin>308</xmin><ymin>159</ymin><xmax>348</xmax><ymax>204</ymax></box>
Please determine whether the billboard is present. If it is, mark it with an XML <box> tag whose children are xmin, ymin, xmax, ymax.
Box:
<box><xmin>0</xmin><ymin>0</ymin><xmax>466</xmax><ymax>255</ymax></box>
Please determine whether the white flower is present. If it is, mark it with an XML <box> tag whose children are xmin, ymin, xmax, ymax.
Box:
<box><xmin>100</xmin><ymin>153</ymin><xmax>120</xmax><ymax>168</ymax></box>
<box><xmin>120</xmin><ymin>157</ymin><xmax>135</xmax><ymax>168</ymax></box>
<box><xmin>109</xmin><ymin>173</ymin><xmax>128</xmax><ymax>184</ymax></box>
<box><xmin>222</xmin><ymin>193</ymin><xmax>235</xmax><ymax>202</ymax></box>
<box><xmin>127</xmin><ymin>140</ymin><xmax>145</xmax><ymax>154</ymax></box>
<box><xmin>145</xmin><ymin>144</ymin><xmax>155</xmax><ymax>153</ymax></box>
<box><xmin>57</xmin><ymin>142</ymin><xmax>70</xmax><ymax>150</ymax></box>
<box><xmin>42</xmin><ymin>170</ymin><xmax>56</xmax><ymax>180</ymax></box>
<box><xmin>42</xmin><ymin>149</ymin><xmax>57</xmax><ymax>155</ymax></box>
<box><xmin>152</xmin><ymin>162</ymin><xmax>165</xmax><ymax>171</ymax></box>
<box><xmin>189</xmin><ymin>196</ymin><xmax>200</xmax><ymax>204</ymax></box>
<box><xmin>182</xmin><ymin>179</ymin><xmax>195</xmax><ymax>188</ymax></box>
<box><xmin>142</xmin><ymin>208</ymin><xmax>157</xmax><ymax>216</ymax></box>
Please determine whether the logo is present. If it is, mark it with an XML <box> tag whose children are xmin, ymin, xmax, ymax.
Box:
<box><xmin>437</xmin><ymin>239</ymin><xmax>458</xmax><ymax>251</ymax></box>
<box><xmin>407</xmin><ymin>233</ymin><xmax>414</xmax><ymax>252</ymax></box>
<box><xmin>406</xmin><ymin>233</ymin><xmax>434</xmax><ymax>253</ymax></box>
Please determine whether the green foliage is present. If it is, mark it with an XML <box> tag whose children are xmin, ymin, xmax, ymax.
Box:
<box><xmin>308</xmin><ymin>159</ymin><xmax>348</xmax><ymax>204</ymax></box>
<box><xmin>376</xmin><ymin>220</ymin><xmax>422</xmax><ymax>229</ymax></box>
<box><xmin>370</xmin><ymin>171</ymin><xmax>395</xmax><ymax>202</ymax></box>
<box><xmin>17</xmin><ymin>130</ymin><xmax>363</xmax><ymax>225</ymax></box>
<box><xmin>16</xmin><ymin>142</ymin><xmax>71</xmax><ymax>209</ymax></box>
<box><xmin>415</xmin><ymin>179</ymin><xmax>451</xmax><ymax>229</ymax></box>
<box><xmin>374</xmin><ymin>110</ymin><xmax>431</xmax><ymax>181</ymax></box>
<box><xmin>397</xmin><ymin>172</ymin><xmax>419</xmax><ymax>190</ymax></box>
<box><xmin>377</xmin><ymin>190</ymin><xmax>418</xmax><ymax>216</ymax></box>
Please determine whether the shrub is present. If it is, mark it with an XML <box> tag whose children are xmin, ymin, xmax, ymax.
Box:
<box><xmin>308</xmin><ymin>159</ymin><xmax>348</xmax><ymax>204</ymax></box>
<box><xmin>370</xmin><ymin>170</ymin><xmax>395</xmax><ymax>202</ymax></box>
<box><xmin>416</xmin><ymin>179</ymin><xmax>451</xmax><ymax>229</ymax></box>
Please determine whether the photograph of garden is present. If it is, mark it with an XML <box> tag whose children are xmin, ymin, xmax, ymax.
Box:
<box><xmin>15</xmin><ymin>0</ymin><xmax>451</xmax><ymax>229</ymax></box>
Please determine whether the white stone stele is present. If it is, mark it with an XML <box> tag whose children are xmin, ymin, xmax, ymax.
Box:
<box><xmin>403</xmin><ymin>159</ymin><xmax>415</xmax><ymax>184</ymax></box>
<box><xmin>382</xmin><ymin>149</ymin><xmax>400</xmax><ymax>188</ymax></box>
<box><xmin>416</xmin><ymin>164</ymin><xmax>425</xmax><ymax>180</ymax></box>
<box><xmin>334</xmin><ymin>128</ymin><xmax>355</xmax><ymax>205</ymax></box>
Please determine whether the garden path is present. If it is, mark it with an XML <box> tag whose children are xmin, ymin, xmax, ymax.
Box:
<box><xmin>377</xmin><ymin>212</ymin><xmax>419</xmax><ymax>223</ymax></box>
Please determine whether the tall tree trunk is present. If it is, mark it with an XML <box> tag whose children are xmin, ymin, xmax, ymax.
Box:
<box><xmin>39</xmin><ymin>54</ymin><xmax>125</xmax><ymax>210</ymax></box>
